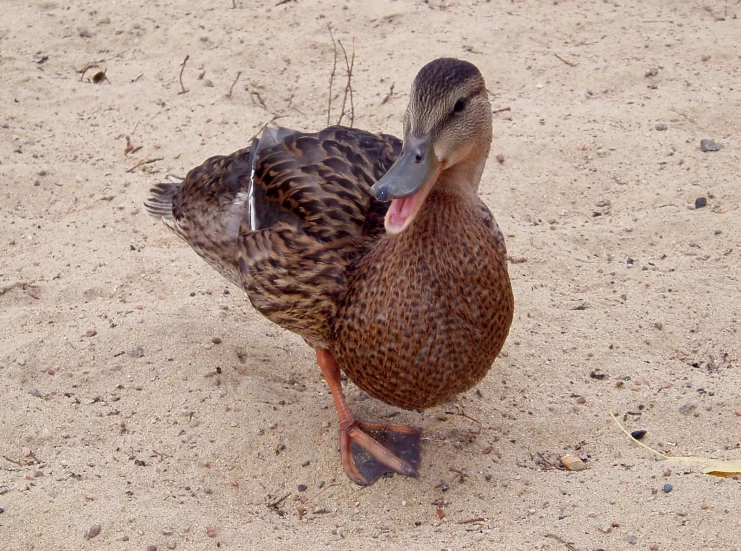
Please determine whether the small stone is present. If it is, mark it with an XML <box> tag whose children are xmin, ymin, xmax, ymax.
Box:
<box><xmin>147</xmin><ymin>546</ymin><xmax>157</xmax><ymax>551</ymax></box>
<box><xmin>0</xmin><ymin>507</ymin><xmax>4</xmax><ymax>513</ymax></box>
<box><xmin>85</xmin><ymin>329</ymin><xmax>97</xmax><ymax>337</ymax></box>
<box><xmin>206</xmin><ymin>527</ymin><xmax>216</xmax><ymax>537</ymax></box>
<box><xmin>166</xmin><ymin>541</ymin><xmax>177</xmax><ymax>549</ymax></box>
<box><xmin>29</xmin><ymin>388</ymin><xmax>43</xmax><ymax>398</ymax></box>
<box><xmin>699</xmin><ymin>139</ymin><xmax>722</xmax><ymax>152</ymax></box>
<box><xmin>297</xmin><ymin>484</ymin><xmax>307</xmax><ymax>492</ymax></box>
<box><xmin>598</xmin><ymin>523</ymin><xmax>612</xmax><ymax>533</ymax></box>
<box><xmin>679</xmin><ymin>403</ymin><xmax>696</xmax><ymax>415</ymax></box>
<box><xmin>313</xmin><ymin>506</ymin><xmax>331</xmax><ymax>514</ymax></box>
<box><xmin>464</xmin><ymin>44</ymin><xmax>473</xmax><ymax>51</ymax></box>
<box><xmin>85</xmin><ymin>524</ymin><xmax>102</xmax><ymax>539</ymax></box>
<box><xmin>211</xmin><ymin>336</ymin><xmax>222</xmax><ymax>344</ymax></box>
<box><xmin>663</xmin><ymin>483</ymin><xmax>673</xmax><ymax>493</ymax></box>
<box><xmin>162</xmin><ymin>527</ymin><xmax>174</xmax><ymax>535</ymax></box>
<box><xmin>626</xmin><ymin>535</ymin><xmax>637</xmax><ymax>545</ymax></box>
<box><xmin>630</xmin><ymin>430</ymin><xmax>647</xmax><ymax>440</ymax></box>
<box><xmin>645</xmin><ymin>67</ymin><xmax>659</xmax><ymax>77</ymax></box>
<box><xmin>694</xmin><ymin>197</ymin><xmax>707</xmax><ymax>209</ymax></box>
<box><xmin>655</xmin><ymin>123</ymin><xmax>667</xmax><ymax>131</ymax></box>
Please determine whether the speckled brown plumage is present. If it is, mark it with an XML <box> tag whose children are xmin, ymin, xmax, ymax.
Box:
<box><xmin>145</xmin><ymin>58</ymin><xmax>514</xmax><ymax>485</ymax></box>
<box><xmin>333</xmin><ymin>189</ymin><xmax>512</xmax><ymax>410</ymax></box>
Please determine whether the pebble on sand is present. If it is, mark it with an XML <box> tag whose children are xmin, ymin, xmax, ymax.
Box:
<box><xmin>699</xmin><ymin>138</ymin><xmax>722</xmax><ymax>152</ymax></box>
<box><xmin>85</xmin><ymin>524</ymin><xmax>101</xmax><ymax>539</ymax></box>
<box><xmin>663</xmin><ymin>483</ymin><xmax>673</xmax><ymax>493</ymax></box>
<box><xmin>695</xmin><ymin>197</ymin><xmax>707</xmax><ymax>209</ymax></box>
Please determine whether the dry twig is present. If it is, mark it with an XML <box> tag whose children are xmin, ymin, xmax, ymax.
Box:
<box><xmin>126</xmin><ymin>157</ymin><xmax>164</xmax><ymax>173</ymax></box>
<box><xmin>457</xmin><ymin>517</ymin><xmax>485</xmax><ymax>525</ymax></box>
<box><xmin>227</xmin><ymin>71</ymin><xmax>242</xmax><ymax>98</ymax></box>
<box><xmin>327</xmin><ymin>24</ymin><xmax>338</xmax><ymax>127</ymax></box>
<box><xmin>178</xmin><ymin>55</ymin><xmax>190</xmax><ymax>94</ymax></box>
<box><xmin>337</xmin><ymin>38</ymin><xmax>355</xmax><ymax>126</ymax></box>
<box><xmin>553</xmin><ymin>53</ymin><xmax>578</xmax><ymax>67</ymax></box>
<box><xmin>246</xmin><ymin>114</ymin><xmax>286</xmax><ymax>144</ymax></box>
<box><xmin>381</xmin><ymin>82</ymin><xmax>395</xmax><ymax>105</ymax></box>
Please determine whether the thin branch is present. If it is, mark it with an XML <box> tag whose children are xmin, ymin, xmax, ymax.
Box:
<box><xmin>246</xmin><ymin>114</ymin><xmax>286</xmax><ymax>144</ymax></box>
<box><xmin>492</xmin><ymin>106</ymin><xmax>511</xmax><ymax>114</ymax></box>
<box><xmin>553</xmin><ymin>53</ymin><xmax>577</xmax><ymax>67</ymax></box>
<box><xmin>126</xmin><ymin>157</ymin><xmax>164</xmax><ymax>173</ymax></box>
<box><xmin>337</xmin><ymin>37</ymin><xmax>355</xmax><ymax>127</ymax></box>
<box><xmin>226</xmin><ymin>71</ymin><xmax>242</xmax><ymax>98</ymax></box>
<box><xmin>178</xmin><ymin>55</ymin><xmax>190</xmax><ymax>94</ymax></box>
<box><xmin>327</xmin><ymin>24</ymin><xmax>338</xmax><ymax>127</ymax></box>
<box><xmin>457</xmin><ymin>517</ymin><xmax>486</xmax><ymax>525</ymax></box>
<box><xmin>381</xmin><ymin>82</ymin><xmax>395</xmax><ymax>105</ymax></box>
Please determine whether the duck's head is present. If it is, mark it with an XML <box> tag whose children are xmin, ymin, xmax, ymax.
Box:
<box><xmin>370</xmin><ymin>58</ymin><xmax>493</xmax><ymax>235</ymax></box>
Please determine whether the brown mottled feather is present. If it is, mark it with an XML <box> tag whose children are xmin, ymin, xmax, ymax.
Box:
<box><xmin>145</xmin><ymin>126</ymin><xmax>401</xmax><ymax>347</ymax></box>
<box><xmin>332</xmin><ymin>190</ymin><xmax>513</xmax><ymax>409</ymax></box>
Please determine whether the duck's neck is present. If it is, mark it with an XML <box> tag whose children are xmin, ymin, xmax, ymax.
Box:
<box><xmin>431</xmin><ymin>153</ymin><xmax>488</xmax><ymax>201</ymax></box>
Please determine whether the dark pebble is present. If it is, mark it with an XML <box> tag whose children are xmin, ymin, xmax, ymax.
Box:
<box><xmin>695</xmin><ymin>197</ymin><xmax>707</xmax><ymax>209</ymax></box>
<box><xmin>297</xmin><ymin>484</ymin><xmax>307</xmax><ymax>492</ymax></box>
<box><xmin>699</xmin><ymin>139</ymin><xmax>722</xmax><ymax>152</ymax></box>
<box><xmin>655</xmin><ymin>123</ymin><xmax>667</xmax><ymax>131</ymax></box>
<box><xmin>663</xmin><ymin>483</ymin><xmax>673</xmax><ymax>493</ymax></box>
<box><xmin>630</xmin><ymin>429</ymin><xmax>647</xmax><ymax>440</ymax></box>
<box><xmin>0</xmin><ymin>507</ymin><xmax>5</xmax><ymax>513</ymax></box>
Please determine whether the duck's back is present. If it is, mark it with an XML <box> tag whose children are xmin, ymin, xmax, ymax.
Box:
<box><xmin>332</xmin><ymin>191</ymin><xmax>514</xmax><ymax>410</ymax></box>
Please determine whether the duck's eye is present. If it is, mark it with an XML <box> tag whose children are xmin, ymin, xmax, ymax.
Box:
<box><xmin>453</xmin><ymin>97</ymin><xmax>467</xmax><ymax>113</ymax></box>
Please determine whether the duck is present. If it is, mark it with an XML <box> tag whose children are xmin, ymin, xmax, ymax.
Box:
<box><xmin>144</xmin><ymin>58</ymin><xmax>514</xmax><ymax>486</ymax></box>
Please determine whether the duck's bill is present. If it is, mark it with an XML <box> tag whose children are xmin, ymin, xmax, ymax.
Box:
<box><xmin>369</xmin><ymin>138</ymin><xmax>441</xmax><ymax>235</ymax></box>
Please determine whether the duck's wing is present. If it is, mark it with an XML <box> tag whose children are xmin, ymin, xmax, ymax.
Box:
<box><xmin>251</xmin><ymin>126</ymin><xmax>400</xmax><ymax>240</ymax></box>
<box><xmin>145</xmin><ymin>125</ymin><xmax>401</xmax><ymax>345</ymax></box>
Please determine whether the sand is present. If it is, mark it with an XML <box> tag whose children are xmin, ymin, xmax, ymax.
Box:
<box><xmin>1</xmin><ymin>0</ymin><xmax>740</xmax><ymax>549</ymax></box>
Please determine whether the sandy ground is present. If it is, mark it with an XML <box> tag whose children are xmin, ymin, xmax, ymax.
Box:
<box><xmin>1</xmin><ymin>0</ymin><xmax>740</xmax><ymax>549</ymax></box>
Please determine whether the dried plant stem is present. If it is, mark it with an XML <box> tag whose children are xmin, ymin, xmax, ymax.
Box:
<box><xmin>178</xmin><ymin>55</ymin><xmax>190</xmax><ymax>94</ymax></box>
<box><xmin>337</xmin><ymin>38</ymin><xmax>355</xmax><ymax>127</ymax></box>
<box><xmin>327</xmin><ymin>24</ymin><xmax>338</xmax><ymax>127</ymax></box>
<box><xmin>227</xmin><ymin>71</ymin><xmax>242</xmax><ymax>98</ymax></box>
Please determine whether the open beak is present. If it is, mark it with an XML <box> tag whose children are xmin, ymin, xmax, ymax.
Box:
<box><xmin>370</xmin><ymin>137</ymin><xmax>441</xmax><ymax>234</ymax></box>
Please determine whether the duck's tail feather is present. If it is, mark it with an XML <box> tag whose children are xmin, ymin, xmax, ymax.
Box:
<box><xmin>143</xmin><ymin>175</ymin><xmax>184</xmax><ymax>223</ymax></box>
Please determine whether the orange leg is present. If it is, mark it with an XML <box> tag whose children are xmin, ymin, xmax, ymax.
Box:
<box><xmin>316</xmin><ymin>349</ymin><xmax>421</xmax><ymax>486</ymax></box>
